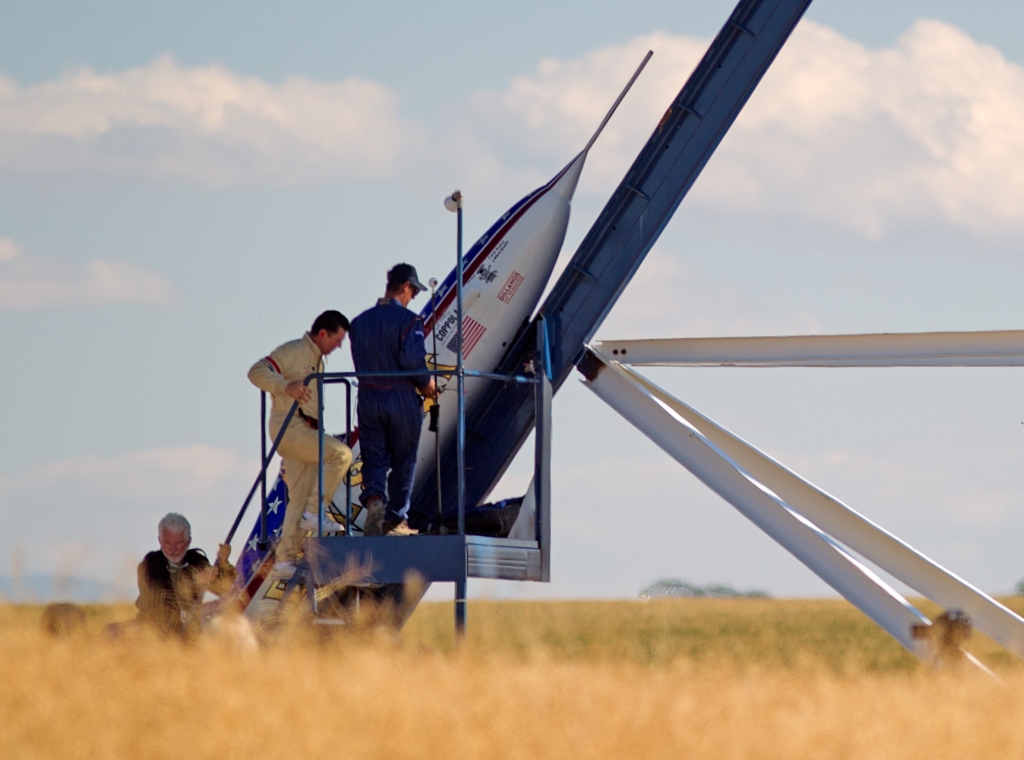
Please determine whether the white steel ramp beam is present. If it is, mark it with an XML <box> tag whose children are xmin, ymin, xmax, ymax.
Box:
<box><xmin>611</xmin><ymin>358</ymin><xmax>1024</xmax><ymax>660</ymax></box>
<box><xmin>595</xmin><ymin>330</ymin><xmax>1024</xmax><ymax>367</ymax></box>
<box><xmin>576</xmin><ymin>349</ymin><xmax>930</xmax><ymax>658</ymax></box>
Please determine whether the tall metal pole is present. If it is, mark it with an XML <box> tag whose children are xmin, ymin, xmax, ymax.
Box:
<box><xmin>448</xmin><ymin>190</ymin><xmax>466</xmax><ymax>536</ymax></box>
<box><xmin>455</xmin><ymin>192</ymin><xmax>467</xmax><ymax>637</ymax></box>
<box><xmin>455</xmin><ymin>578</ymin><xmax>467</xmax><ymax>638</ymax></box>
<box><xmin>446</xmin><ymin>188</ymin><xmax>467</xmax><ymax>640</ymax></box>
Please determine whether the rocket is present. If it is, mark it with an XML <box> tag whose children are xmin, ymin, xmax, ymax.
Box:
<box><xmin>411</xmin><ymin>52</ymin><xmax>653</xmax><ymax>518</ymax></box>
<box><xmin>411</xmin><ymin>151</ymin><xmax>585</xmax><ymax>498</ymax></box>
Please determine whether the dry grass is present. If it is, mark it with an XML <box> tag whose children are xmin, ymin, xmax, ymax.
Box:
<box><xmin>3</xmin><ymin>598</ymin><xmax>1024</xmax><ymax>759</ymax></box>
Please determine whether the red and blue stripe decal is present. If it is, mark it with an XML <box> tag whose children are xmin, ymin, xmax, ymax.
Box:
<box><xmin>420</xmin><ymin>154</ymin><xmax>580</xmax><ymax>333</ymax></box>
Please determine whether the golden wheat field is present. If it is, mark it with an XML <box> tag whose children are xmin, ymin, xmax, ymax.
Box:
<box><xmin>3</xmin><ymin>597</ymin><xmax>1024</xmax><ymax>759</ymax></box>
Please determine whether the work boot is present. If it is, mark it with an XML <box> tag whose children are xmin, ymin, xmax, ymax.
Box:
<box><xmin>383</xmin><ymin>520</ymin><xmax>418</xmax><ymax>536</ymax></box>
<box><xmin>363</xmin><ymin>496</ymin><xmax>385</xmax><ymax>536</ymax></box>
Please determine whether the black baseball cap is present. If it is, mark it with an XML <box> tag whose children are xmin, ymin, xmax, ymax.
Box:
<box><xmin>387</xmin><ymin>263</ymin><xmax>427</xmax><ymax>293</ymax></box>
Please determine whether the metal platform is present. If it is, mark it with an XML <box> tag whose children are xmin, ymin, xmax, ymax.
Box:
<box><xmin>306</xmin><ymin>534</ymin><xmax>544</xmax><ymax>585</ymax></box>
<box><xmin>228</xmin><ymin>316</ymin><xmax>552</xmax><ymax>635</ymax></box>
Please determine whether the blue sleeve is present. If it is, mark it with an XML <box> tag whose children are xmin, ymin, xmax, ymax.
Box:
<box><xmin>399</xmin><ymin>316</ymin><xmax>430</xmax><ymax>389</ymax></box>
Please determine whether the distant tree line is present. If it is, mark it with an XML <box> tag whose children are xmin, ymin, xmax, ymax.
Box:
<box><xmin>639</xmin><ymin>578</ymin><xmax>770</xmax><ymax>600</ymax></box>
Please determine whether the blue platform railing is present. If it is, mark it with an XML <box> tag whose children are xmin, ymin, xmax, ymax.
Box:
<box><xmin>226</xmin><ymin>316</ymin><xmax>552</xmax><ymax>636</ymax></box>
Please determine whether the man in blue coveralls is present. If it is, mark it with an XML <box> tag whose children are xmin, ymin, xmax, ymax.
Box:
<box><xmin>349</xmin><ymin>264</ymin><xmax>438</xmax><ymax>536</ymax></box>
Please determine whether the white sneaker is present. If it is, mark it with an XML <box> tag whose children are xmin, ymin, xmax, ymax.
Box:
<box><xmin>300</xmin><ymin>512</ymin><xmax>344</xmax><ymax>534</ymax></box>
<box><xmin>269</xmin><ymin>561</ymin><xmax>297</xmax><ymax>580</ymax></box>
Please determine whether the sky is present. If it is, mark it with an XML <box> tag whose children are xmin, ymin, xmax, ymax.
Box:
<box><xmin>1</xmin><ymin>0</ymin><xmax>1024</xmax><ymax>603</ymax></box>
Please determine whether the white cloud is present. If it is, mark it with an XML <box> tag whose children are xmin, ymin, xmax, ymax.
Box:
<box><xmin>459</xmin><ymin>21</ymin><xmax>1024</xmax><ymax>237</ymax></box>
<box><xmin>7</xmin><ymin>23</ymin><xmax>1021</xmax><ymax>234</ymax></box>
<box><xmin>0</xmin><ymin>56</ymin><xmax>418</xmax><ymax>186</ymax></box>
<box><xmin>707</xmin><ymin>19</ymin><xmax>1024</xmax><ymax>237</ymax></box>
<box><xmin>0</xmin><ymin>445</ymin><xmax>256</xmax><ymax>583</ymax></box>
<box><xmin>0</xmin><ymin>238</ymin><xmax>21</xmax><ymax>262</ymax></box>
<box><xmin>0</xmin><ymin>242</ymin><xmax>176</xmax><ymax>309</ymax></box>
<box><xmin>596</xmin><ymin>249</ymin><xmax>824</xmax><ymax>339</ymax></box>
<box><xmin>453</xmin><ymin>31</ymin><xmax>705</xmax><ymax>201</ymax></box>
<box><xmin>0</xmin><ymin>445</ymin><xmax>253</xmax><ymax>502</ymax></box>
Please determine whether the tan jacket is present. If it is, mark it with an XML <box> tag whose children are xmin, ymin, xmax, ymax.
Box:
<box><xmin>248</xmin><ymin>333</ymin><xmax>324</xmax><ymax>433</ymax></box>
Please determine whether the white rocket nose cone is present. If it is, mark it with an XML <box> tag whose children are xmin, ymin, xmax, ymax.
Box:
<box><xmin>551</xmin><ymin>151</ymin><xmax>587</xmax><ymax>202</ymax></box>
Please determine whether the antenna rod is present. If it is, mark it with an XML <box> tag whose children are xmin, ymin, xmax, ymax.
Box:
<box><xmin>583</xmin><ymin>50</ymin><xmax>653</xmax><ymax>154</ymax></box>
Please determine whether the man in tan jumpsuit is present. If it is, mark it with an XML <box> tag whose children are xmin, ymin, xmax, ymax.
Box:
<box><xmin>248</xmin><ymin>310</ymin><xmax>353</xmax><ymax>577</ymax></box>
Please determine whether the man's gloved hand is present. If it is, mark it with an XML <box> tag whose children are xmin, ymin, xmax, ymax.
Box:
<box><xmin>217</xmin><ymin>543</ymin><xmax>232</xmax><ymax>566</ymax></box>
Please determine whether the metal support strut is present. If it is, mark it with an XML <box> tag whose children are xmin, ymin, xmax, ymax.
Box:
<box><xmin>577</xmin><ymin>348</ymin><xmax>1016</xmax><ymax>671</ymax></box>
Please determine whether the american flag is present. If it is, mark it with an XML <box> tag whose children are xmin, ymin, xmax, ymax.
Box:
<box><xmin>236</xmin><ymin>474</ymin><xmax>289</xmax><ymax>582</ymax></box>
<box><xmin>233</xmin><ymin>458</ymin><xmax>356</xmax><ymax>609</ymax></box>
<box><xmin>446</xmin><ymin>315</ymin><xmax>487</xmax><ymax>359</ymax></box>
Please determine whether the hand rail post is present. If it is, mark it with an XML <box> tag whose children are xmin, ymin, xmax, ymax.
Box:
<box><xmin>317</xmin><ymin>373</ymin><xmax>325</xmax><ymax>539</ymax></box>
<box><xmin>345</xmin><ymin>380</ymin><xmax>353</xmax><ymax>537</ymax></box>
<box><xmin>534</xmin><ymin>317</ymin><xmax>552</xmax><ymax>582</ymax></box>
<box><xmin>259</xmin><ymin>391</ymin><xmax>268</xmax><ymax>550</ymax></box>
<box><xmin>225</xmin><ymin>378</ymin><xmax>308</xmax><ymax>545</ymax></box>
